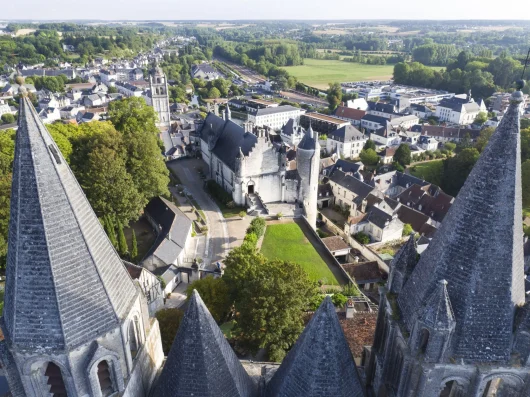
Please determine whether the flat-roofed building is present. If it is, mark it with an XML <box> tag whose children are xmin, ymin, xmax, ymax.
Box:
<box><xmin>300</xmin><ymin>112</ymin><xmax>350</xmax><ymax>135</ymax></box>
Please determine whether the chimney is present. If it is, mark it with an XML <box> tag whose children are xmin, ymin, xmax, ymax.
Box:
<box><xmin>345</xmin><ymin>298</ymin><xmax>355</xmax><ymax>319</ymax></box>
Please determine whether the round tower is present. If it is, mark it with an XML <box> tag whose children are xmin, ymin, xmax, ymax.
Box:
<box><xmin>297</xmin><ymin>123</ymin><xmax>320</xmax><ymax>229</ymax></box>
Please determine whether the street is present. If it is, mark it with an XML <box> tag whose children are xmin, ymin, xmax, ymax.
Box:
<box><xmin>166</xmin><ymin>159</ymin><xmax>231</xmax><ymax>264</ymax></box>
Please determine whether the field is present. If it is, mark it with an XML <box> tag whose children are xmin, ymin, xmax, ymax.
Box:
<box><xmin>409</xmin><ymin>160</ymin><xmax>444</xmax><ymax>186</ymax></box>
<box><xmin>260</xmin><ymin>222</ymin><xmax>338</xmax><ymax>285</ymax></box>
<box><xmin>282</xmin><ymin>59</ymin><xmax>395</xmax><ymax>89</ymax></box>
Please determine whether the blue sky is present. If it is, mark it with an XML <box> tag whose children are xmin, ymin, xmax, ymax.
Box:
<box><xmin>2</xmin><ymin>0</ymin><xmax>529</xmax><ymax>21</ymax></box>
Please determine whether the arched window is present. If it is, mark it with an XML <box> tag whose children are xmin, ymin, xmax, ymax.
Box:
<box><xmin>97</xmin><ymin>360</ymin><xmax>115</xmax><ymax>397</ymax></box>
<box><xmin>419</xmin><ymin>328</ymin><xmax>430</xmax><ymax>354</ymax></box>
<box><xmin>45</xmin><ymin>362</ymin><xmax>67</xmax><ymax>397</ymax></box>
<box><xmin>129</xmin><ymin>320</ymin><xmax>139</xmax><ymax>359</ymax></box>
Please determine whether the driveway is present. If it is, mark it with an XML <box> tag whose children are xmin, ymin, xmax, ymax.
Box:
<box><xmin>167</xmin><ymin>159</ymin><xmax>230</xmax><ymax>264</ymax></box>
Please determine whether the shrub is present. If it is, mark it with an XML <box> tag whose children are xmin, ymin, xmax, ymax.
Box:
<box><xmin>156</xmin><ymin>308</ymin><xmax>185</xmax><ymax>354</ymax></box>
<box><xmin>331</xmin><ymin>293</ymin><xmax>348</xmax><ymax>307</ymax></box>
<box><xmin>309</xmin><ymin>294</ymin><xmax>325</xmax><ymax>311</ymax></box>
<box><xmin>402</xmin><ymin>223</ymin><xmax>413</xmax><ymax>236</ymax></box>
<box><xmin>243</xmin><ymin>232</ymin><xmax>258</xmax><ymax>247</ymax></box>
<box><xmin>277</xmin><ymin>212</ymin><xmax>283</xmax><ymax>219</ymax></box>
<box><xmin>341</xmin><ymin>283</ymin><xmax>361</xmax><ymax>297</ymax></box>
<box><xmin>247</xmin><ymin>217</ymin><xmax>266</xmax><ymax>238</ymax></box>
<box><xmin>205</xmin><ymin>180</ymin><xmax>233</xmax><ymax>205</ymax></box>
<box><xmin>239</xmin><ymin>210</ymin><xmax>246</xmax><ymax>218</ymax></box>
<box><xmin>353</xmin><ymin>232</ymin><xmax>370</xmax><ymax>245</ymax></box>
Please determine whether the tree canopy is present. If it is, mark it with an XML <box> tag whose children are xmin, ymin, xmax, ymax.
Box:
<box><xmin>393</xmin><ymin>144</ymin><xmax>412</xmax><ymax>167</ymax></box>
<box><xmin>327</xmin><ymin>82</ymin><xmax>342</xmax><ymax>111</ymax></box>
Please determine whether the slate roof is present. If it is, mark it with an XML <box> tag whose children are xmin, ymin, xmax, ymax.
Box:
<box><xmin>362</xmin><ymin>114</ymin><xmax>388</xmax><ymax>125</ymax></box>
<box><xmin>333</xmin><ymin>159</ymin><xmax>363</xmax><ymax>174</ymax></box>
<box><xmin>3</xmin><ymin>97</ymin><xmax>138</xmax><ymax>351</ymax></box>
<box><xmin>329</xmin><ymin>169</ymin><xmax>375</xmax><ymax>206</ymax></box>
<box><xmin>298</xmin><ymin>125</ymin><xmax>316</xmax><ymax>151</ymax></box>
<box><xmin>265</xmin><ymin>297</ymin><xmax>365</xmax><ymax>397</ymax></box>
<box><xmin>143</xmin><ymin>197</ymin><xmax>192</xmax><ymax>266</ymax></box>
<box><xmin>368</xmin><ymin>101</ymin><xmax>396</xmax><ymax>114</ymax></box>
<box><xmin>398</xmin><ymin>92</ymin><xmax>526</xmax><ymax>362</ymax></box>
<box><xmin>367</xmin><ymin>206</ymin><xmax>393</xmax><ymax>229</ymax></box>
<box><xmin>200</xmin><ymin>113</ymin><xmax>258</xmax><ymax>171</ymax></box>
<box><xmin>328</xmin><ymin>125</ymin><xmax>364</xmax><ymax>143</ymax></box>
<box><xmin>281</xmin><ymin>119</ymin><xmax>295</xmax><ymax>136</ymax></box>
<box><xmin>154</xmin><ymin>290</ymin><xmax>257</xmax><ymax>397</ymax></box>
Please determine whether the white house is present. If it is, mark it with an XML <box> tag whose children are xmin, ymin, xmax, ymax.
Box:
<box><xmin>346</xmin><ymin>98</ymin><xmax>369</xmax><ymax>111</ymax></box>
<box><xmin>418</xmin><ymin>135</ymin><xmax>439</xmax><ymax>151</ymax></box>
<box><xmin>247</xmin><ymin>105</ymin><xmax>304</xmax><ymax>130</ymax></box>
<box><xmin>191</xmin><ymin>63</ymin><xmax>221</xmax><ymax>80</ymax></box>
<box><xmin>348</xmin><ymin>207</ymin><xmax>404</xmax><ymax>243</ymax></box>
<box><xmin>38</xmin><ymin>107</ymin><xmax>61</xmax><ymax>124</ymax></box>
<box><xmin>99</xmin><ymin>69</ymin><xmax>117</xmax><ymax>85</ymax></box>
<box><xmin>435</xmin><ymin>93</ymin><xmax>487</xmax><ymax>125</ymax></box>
<box><xmin>115</xmin><ymin>81</ymin><xmax>144</xmax><ymax>98</ymax></box>
<box><xmin>326</xmin><ymin>125</ymin><xmax>367</xmax><ymax>159</ymax></box>
<box><xmin>60</xmin><ymin>105</ymin><xmax>85</xmax><ymax>120</ymax></box>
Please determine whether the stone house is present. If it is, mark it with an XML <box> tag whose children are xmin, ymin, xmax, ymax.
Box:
<box><xmin>326</xmin><ymin>124</ymin><xmax>367</xmax><ymax>159</ymax></box>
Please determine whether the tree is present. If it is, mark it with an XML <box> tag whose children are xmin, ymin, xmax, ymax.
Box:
<box><xmin>223</xmin><ymin>246</ymin><xmax>316</xmax><ymax>361</ymax></box>
<box><xmin>402</xmin><ymin>223</ymin><xmax>413</xmax><ymax>236</ymax></box>
<box><xmin>246</xmin><ymin>217</ymin><xmax>266</xmax><ymax>239</ymax></box>
<box><xmin>117</xmin><ymin>221</ymin><xmax>129</xmax><ymax>256</ymax></box>
<box><xmin>393</xmin><ymin>144</ymin><xmax>412</xmax><ymax>167</ymax></box>
<box><xmin>207</xmin><ymin>87</ymin><xmax>221</xmax><ymax>99</ymax></box>
<box><xmin>363</xmin><ymin>139</ymin><xmax>376</xmax><ymax>151</ymax></box>
<box><xmin>107</xmin><ymin>86</ymin><xmax>118</xmax><ymax>94</ymax></box>
<box><xmin>108</xmin><ymin>98</ymin><xmax>170</xmax><ymax>205</ymax></box>
<box><xmin>186</xmin><ymin>277</ymin><xmax>231</xmax><ymax>323</ymax></box>
<box><xmin>327</xmin><ymin>82</ymin><xmax>342</xmax><ymax>111</ymax></box>
<box><xmin>104</xmin><ymin>215</ymin><xmax>118</xmax><ymax>248</ymax></box>
<box><xmin>131</xmin><ymin>229</ymin><xmax>138</xmax><ymax>260</ymax></box>
<box><xmin>1</xmin><ymin>114</ymin><xmax>15</xmax><ymax>124</ymax></box>
<box><xmin>353</xmin><ymin>232</ymin><xmax>370</xmax><ymax>244</ymax></box>
<box><xmin>474</xmin><ymin>112</ymin><xmax>488</xmax><ymax>125</ymax></box>
<box><xmin>359</xmin><ymin>148</ymin><xmax>379</xmax><ymax>166</ymax></box>
<box><xmin>475</xmin><ymin>127</ymin><xmax>495</xmax><ymax>153</ymax></box>
<box><xmin>155</xmin><ymin>308</ymin><xmax>184</xmax><ymax>354</ymax></box>
<box><xmin>441</xmin><ymin>148</ymin><xmax>480</xmax><ymax>196</ymax></box>
<box><xmin>444</xmin><ymin>142</ymin><xmax>456</xmax><ymax>153</ymax></box>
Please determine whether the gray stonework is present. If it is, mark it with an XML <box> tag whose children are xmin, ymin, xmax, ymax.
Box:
<box><xmin>199</xmin><ymin>113</ymin><xmax>319</xmax><ymax>228</ymax></box>
<box><xmin>265</xmin><ymin>296</ymin><xmax>365</xmax><ymax>397</ymax></box>
<box><xmin>0</xmin><ymin>96</ymin><xmax>164</xmax><ymax>396</ymax></box>
<box><xmin>149</xmin><ymin>65</ymin><xmax>170</xmax><ymax>129</ymax></box>
<box><xmin>367</xmin><ymin>91</ymin><xmax>530</xmax><ymax>396</ymax></box>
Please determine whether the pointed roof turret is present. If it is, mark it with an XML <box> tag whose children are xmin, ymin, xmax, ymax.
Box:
<box><xmin>298</xmin><ymin>122</ymin><xmax>317</xmax><ymax>151</ymax></box>
<box><xmin>225</xmin><ymin>103</ymin><xmax>231</xmax><ymax>121</ymax></box>
<box><xmin>266</xmin><ymin>296</ymin><xmax>365</xmax><ymax>397</ymax></box>
<box><xmin>397</xmin><ymin>89</ymin><xmax>526</xmax><ymax>362</ymax></box>
<box><xmin>3</xmin><ymin>97</ymin><xmax>138</xmax><ymax>351</ymax></box>
<box><xmin>388</xmin><ymin>233</ymin><xmax>417</xmax><ymax>294</ymax></box>
<box><xmin>154</xmin><ymin>290</ymin><xmax>256</xmax><ymax>397</ymax></box>
<box><xmin>418</xmin><ymin>280</ymin><xmax>455</xmax><ymax>331</ymax></box>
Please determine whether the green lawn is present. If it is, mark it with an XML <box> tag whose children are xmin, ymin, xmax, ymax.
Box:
<box><xmin>409</xmin><ymin>160</ymin><xmax>444</xmax><ymax>186</ymax></box>
<box><xmin>282</xmin><ymin>59</ymin><xmax>395</xmax><ymax>89</ymax></box>
<box><xmin>260</xmin><ymin>223</ymin><xmax>338</xmax><ymax>285</ymax></box>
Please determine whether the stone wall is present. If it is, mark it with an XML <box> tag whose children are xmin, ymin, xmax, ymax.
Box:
<box><xmin>123</xmin><ymin>318</ymin><xmax>164</xmax><ymax>397</ymax></box>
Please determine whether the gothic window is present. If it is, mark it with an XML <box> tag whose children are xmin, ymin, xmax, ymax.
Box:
<box><xmin>45</xmin><ymin>362</ymin><xmax>68</xmax><ymax>397</ymax></box>
<box><xmin>97</xmin><ymin>361</ymin><xmax>115</xmax><ymax>397</ymax></box>
<box><xmin>419</xmin><ymin>328</ymin><xmax>430</xmax><ymax>354</ymax></box>
<box><xmin>157</xmin><ymin>77</ymin><xmax>161</xmax><ymax>84</ymax></box>
<box><xmin>128</xmin><ymin>318</ymin><xmax>140</xmax><ymax>359</ymax></box>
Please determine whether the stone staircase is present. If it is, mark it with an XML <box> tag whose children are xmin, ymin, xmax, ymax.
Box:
<box><xmin>248</xmin><ymin>193</ymin><xmax>268</xmax><ymax>216</ymax></box>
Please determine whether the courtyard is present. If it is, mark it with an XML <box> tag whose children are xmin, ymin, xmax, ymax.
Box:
<box><xmin>260</xmin><ymin>221</ymin><xmax>340</xmax><ymax>285</ymax></box>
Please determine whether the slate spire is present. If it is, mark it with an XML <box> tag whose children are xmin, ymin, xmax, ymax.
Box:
<box><xmin>3</xmin><ymin>97</ymin><xmax>138</xmax><ymax>351</ymax></box>
<box><xmin>397</xmin><ymin>90</ymin><xmax>525</xmax><ymax>362</ymax></box>
<box><xmin>265</xmin><ymin>296</ymin><xmax>365</xmax><ymax>397</ymax></box>
<box><xmin>418</xmin><ymin>280</ymin><xmax>455</xmax><ymax>331</ymax></box>
<box><xmin>388</xmin><ymin>233</ymin><xmax>417</xmax><ymax>294</ymax></box>
<box><xmin>154</xmin><ymin>290</ymin><xmax>256</xmax><ymax>397</ymax></box>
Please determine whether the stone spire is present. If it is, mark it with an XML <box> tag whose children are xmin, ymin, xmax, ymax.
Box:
<box><xmin>307</xmin><ymin>121</ymin><xmax>314</xmax><ymax>139</ymax></box>
<box><xmin>266</xmin><ymin>296</ymin><xmax>365</xmax><ymax>397</ymax></box>
<box><xmin>154</xmin><ymin>290</ymin><xmax>256</xmax><ymax>397</ymax></box>
<box><xmin>418</xmin><ymin>280</ymin><xmax>455</xmax><ymax>331</ymax></box>
<box><xmin>397</xmin><ymin>89</ymin><xmax>525</xmax><ymax>362</ymax></box>
<box><xmin>3</xmin><ymin>97</ymin><xmax>138</xmax><ymax>351</ymax></box>
<box><xmin>225</xmin><ymin>103</ymin><xmax>231</xmax><ymax>121</ymax></box>
<box><xmin>298</xmin><ymin>122</ymin><xmax>317</xmax><ymax>151</ymax></box>
<box><xmin>388</xmin><ymin>233</ymin><xmax>417</xmax><ymax>294</ymax></box>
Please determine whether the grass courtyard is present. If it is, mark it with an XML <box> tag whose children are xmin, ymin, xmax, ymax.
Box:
<box><xmin>260</xmin><ymin>222</ymin><xmax>338</xmax><ymax>285</ymax></box>
<box><xmin>409</xmin><ymin>160</ymin><xmax>444</xmax><ymax>186</ymax></box>
<box><xmin>282</xmin><ymin>59</ymin><xmax>395</xmax><ymax>89</ymax></box>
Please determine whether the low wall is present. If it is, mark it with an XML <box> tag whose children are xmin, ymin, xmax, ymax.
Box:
<box><xmin>347</xmin><ymin>236</ymin><xmax>389</xmax><ymax>274</ymax></box>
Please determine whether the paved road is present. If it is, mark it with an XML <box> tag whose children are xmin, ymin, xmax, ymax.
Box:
<box><xmin>167</xmin><ymin>159</ymin><xmax>230</xmax><ymax>264</ymax></box>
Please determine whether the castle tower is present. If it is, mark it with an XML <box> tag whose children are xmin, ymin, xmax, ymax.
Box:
<box><xmin>368</xmin><ymin>88</ymin><xmax>530</xmax><ymax>396</ymax></box>
<box><xmin>297</xmin><ymin>123</ymin><xmax>320</xmax><ymax>229</ymax></box>
<box><xmin>0</xmin><ymin>95</ymin><xmax>163</xmax><ymax>396</ymax></box>
<box><xmin>149</xmin><ymin>64</ymin><xmax>170</xmax><ymax>129</ymax></box>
